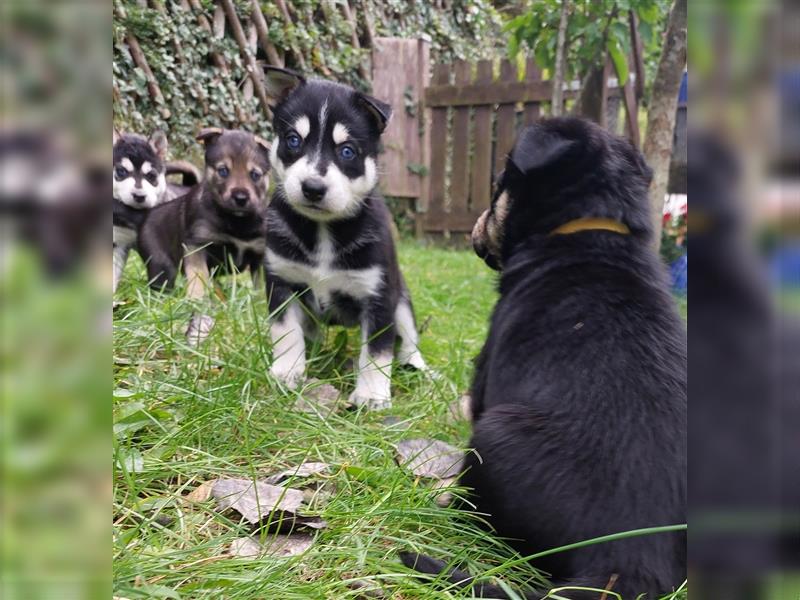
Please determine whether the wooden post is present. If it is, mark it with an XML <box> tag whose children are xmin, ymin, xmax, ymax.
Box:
<box><xmin>115</xmin><ymin>3</ymin><xmax>170</xmax><ymax>119</ymax></box>
<box><xmin>250</xmin><ymin>0</ymin><xmax>283</xmax><ymax>67</ymax></box>
<box><xmin>219</xmin><ymin>0</ymin><xmax>273</xmax><ymax>121</ymax></box>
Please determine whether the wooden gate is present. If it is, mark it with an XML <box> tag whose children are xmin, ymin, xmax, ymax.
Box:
<box><xmin>420</xmin><ymin>58</ymin><xmax>630</xmax><ymax>237</ymax></box>
<box><xmin>421</xmin><ymin>58</ymin><xmax>548</xmax><ymax>235</ymax></box>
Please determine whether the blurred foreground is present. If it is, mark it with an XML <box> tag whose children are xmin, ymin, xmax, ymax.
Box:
<box><xmin>1</xmin><ymin>0</ymin><xmax>799</xmax><ymax>598</ymax></box>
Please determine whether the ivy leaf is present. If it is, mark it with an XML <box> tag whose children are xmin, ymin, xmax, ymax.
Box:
<box><xmin>607</xmin><ymin>38</ymin><xmax>629</xmax><ymax>87</ymax></box>
<box><xmin>637</xmin><ymin>1</ymin><xmax>661</xmax><ymax>25</ymax></box>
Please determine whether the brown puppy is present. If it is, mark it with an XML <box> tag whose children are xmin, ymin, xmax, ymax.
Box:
<box><xmin>138</xmin><ymin>128</ymin><xmax>270</xmax><ymax>299</ymax></box>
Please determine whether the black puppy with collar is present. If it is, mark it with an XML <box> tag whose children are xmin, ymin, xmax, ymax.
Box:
<box><xmin>261</xmin><ymin>67</ymin><xmax>426</xmax><ymax>410</ymax></box>
<box><xmin>402</xmin><ymin>118</ymin><xmax>686</xmax><ymax>598</ymax></box>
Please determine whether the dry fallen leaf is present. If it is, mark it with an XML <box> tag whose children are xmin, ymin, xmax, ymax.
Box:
<box><xmin>395</xmin><ymin>439</ymin><xmax>463</xmax><ymax>480</ymax></box>
<box><xmin>294</xmin><ymin>379</ymin><xmax>344</xmax><ymax>415</ymax></box>
<box><xmin>265</xmin><ymin>462</ymin><xmax>330</xmax><ymax>486</ymax></box>
<box><xmin>186</xmin><ymin>313</ymin><xmax>215</xmax><ymax>347</ymax></box>
<box><xmin>261</xmin><ymin>532</ymin><xmax>315</xmax><ymax>557</ymax></box>
<box><xmin>185</xmin><ymin>480</ymin><xmax>216</xmax><ymax>503</ymax></box>
<box><xmin>229</xmin><ymin>536</ymin><xmax>262</xmax><ymax>558</ymax></box>
<box><xmin>212</xmin><ymin>478</ymin><xmax>304</xmax><ymax>524</ymax></box>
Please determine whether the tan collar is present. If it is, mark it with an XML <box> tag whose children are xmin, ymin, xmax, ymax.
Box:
<box><xmin>550</xmin><ymin>217</ymin><xmax>630</xmax><ymax>236</ymax></box>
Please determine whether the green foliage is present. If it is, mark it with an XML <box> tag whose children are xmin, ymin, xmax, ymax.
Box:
<box><xmin>113</xmin><ymin>0</ymin><xmax>502</xmax><ymax>157</ymax></box>
<box><xmin>504</xmin><ymin>0</ymin><xmax>672</xmax><ymax>103</ymax></box>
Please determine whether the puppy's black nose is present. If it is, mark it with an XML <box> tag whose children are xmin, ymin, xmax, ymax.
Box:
<box><xmin>231</xmin><ymin>189</ymin><xmax>250</xmax><ymax>207</ymax></box>
<box><xmin>301</xmin><ymin>179</ymin><xmax>327</xmax><ymax>203</ymax></box>
<box><xmin>132</xmin><ymin>193</ymin><xmax>146</xmax><ymax>204</ymax></box>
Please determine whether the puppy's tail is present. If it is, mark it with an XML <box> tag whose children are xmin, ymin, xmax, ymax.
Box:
<box><xmin>166</xmin><ymin>159</ymin><xmax>202</xmax><ymax>187</ymax></box>
<box><xmin>400</xmin><ymin>552</ymin><xmax>618</xmax><ymax>599</ymax></box>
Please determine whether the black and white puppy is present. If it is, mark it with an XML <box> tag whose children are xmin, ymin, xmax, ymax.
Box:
<box><xmin>138</xmin><ymin>128</ymin><xmax>270</xmax><ymax>298</ymax></box>
<box><xmin>262</xmin><ymin>67</ymin><xmax>426</xmax><ymax>410</ymax></box>
<box><xmin>402</xmin><ymin>118</ymin><xmax>686</xmax><ymax>598</ymax></box>
<box><xmin>112</xmin><ymin>130</ymin><xmax>192</xmax><ymax>293</ymax></box>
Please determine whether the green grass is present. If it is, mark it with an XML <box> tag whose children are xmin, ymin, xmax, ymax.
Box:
<box><xmin>113</xmin><ymin>242</ymin><xmax>687</xmax><ymax>599</ymax></box>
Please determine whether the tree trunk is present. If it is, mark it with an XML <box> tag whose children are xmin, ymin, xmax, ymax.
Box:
<box><xmin>572</xmin><ymin>62</ymin><xmax>608</xmax><ymax>127</ymax></box>
<box><xmin>550</xmin><ymin>0</ymin><xmax>570</xmax><ymax>116</ymax></box>
<box><xmin>643</xmin><ymin>0</ymin><xmax>687</xmax><ymax>249</ymax></box>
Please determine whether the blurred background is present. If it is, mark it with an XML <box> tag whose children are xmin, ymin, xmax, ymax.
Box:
<box><xmin>2</xmin><ymin>0</ymin><xmax>798</xmax><ymax>598</ymax></box>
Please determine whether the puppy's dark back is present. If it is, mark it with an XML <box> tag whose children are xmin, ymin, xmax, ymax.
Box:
<box><xmin>463</xmin><ymin>119</ymin><xmax>686</xmax><ymax>597</ymax></box>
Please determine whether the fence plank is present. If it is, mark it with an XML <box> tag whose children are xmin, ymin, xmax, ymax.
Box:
<box><xmin>425</xmin><ymin>64</ymin><xmax>451</xmax><ymax>219</ymax></box>
<box><xmin>523</xmin><ymin>58</ymin><xmax>541</xmax><ymax>126</ymax></box>
<box><xmin>493</xmin><ymin>60</ymin><xmax>517</xmax><ymax>178</ymax></box>
<box><xmin>470</xmin><ymin>60</ymin><xmax>493</xmax><ymax>215</ymax></box>
<box><xmin>448</xmin><ymin>60</ymin><xmax>472</xmax><ymax>217</ymax></box>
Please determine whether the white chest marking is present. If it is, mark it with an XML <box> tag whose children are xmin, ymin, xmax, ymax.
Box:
<box><xmin>267</xmin><ymin>226</ymin><xmax>383</xmax><ymax>307</ymax></box>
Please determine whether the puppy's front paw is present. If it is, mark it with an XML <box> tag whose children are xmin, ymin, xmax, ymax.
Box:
<box><xmin>349</xmin><ymin>388</ymin><xmax>392</xmax><ymax>411</ymax></box>
<box><xmin>269</xmin><ymin>361</ymin><xmax>305</xmax><ymax>389</ymax></box>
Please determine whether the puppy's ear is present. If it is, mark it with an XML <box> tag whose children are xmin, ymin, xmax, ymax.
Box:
<box><xmin>149</xmin><ymin>130</ymin><xmax>168</xmax><ymax>160</ymax></box>
<box><xmin>254</xmin><ymin>135</ymin><xmax>271</xmax><ymax>162</ymax></box>
<box><xmin>356</xmin><ymin>93</ymin><xmax>392</xmax><ymax>134</ymax></box>
<box><xmin>263</xmin><ymin>66</ymin><xmax>305</xmax><ymax>105</ymax></box>
<box><xmin>113</xmin><ymin>126</ymin><xmax>122</xmax><ymax>146</ymax></box>
<box><xmin>196</xmin><ymin>127</ymin><xmax>224</xmax><ymax>146</ymax></box>
<box><xmin>507</xmin><ymin>126</ymin><xmax>576</xmax><ymax>174</ymax></box>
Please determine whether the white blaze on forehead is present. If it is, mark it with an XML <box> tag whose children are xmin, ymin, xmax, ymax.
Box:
<box><xmin>316</xmin><ymin>100</ymin><xmax>329</xmax><ymax>155</ymax></box>
<box><xmin>293</xmin><ymin>116</ymin><xmax>311</xmax><ymax>139</ymax></box>
<box><xmin>141</xmin><ymin>161</ymin><xmax>152</xmax><ymax>174</ymax></box>
<box><xmin>332</xmin><ymin>123</ymin><xmax>349</xmax><ymax>145</ymax></box>
<box><xmin>120</xmin><ymin>158</ymin><xmax>134</xmax><ymax>172</ymax></box>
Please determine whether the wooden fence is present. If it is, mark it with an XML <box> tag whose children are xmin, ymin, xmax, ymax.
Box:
<box><xmin>418</xmin><ymin>58</ymin><xmax>628</xmax><ymax>236</ymax></box>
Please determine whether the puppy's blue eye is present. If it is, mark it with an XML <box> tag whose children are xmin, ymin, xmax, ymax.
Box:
<box><xmin>115</xmin><ymin>166</ymin><xmax>128</xmax><ymax>179</ymax></box>
<box><xmin>250</xmin><ymin>170</ymin><xmax>262</xmax><ymax>182</ymax></box>
<box><xmin>286</xmin><ymin>133</ymin><xmax>301</xmax><ymax>150</ymax></box>
<box><xmin>338</xmin><ymin>144</ymin><xmax>357</xmax><ymax>161</ymax></box>
<box><xmin>217</xmin><ymin>166</ymin><xmax>229</xmax><ymax>178</ymax></box>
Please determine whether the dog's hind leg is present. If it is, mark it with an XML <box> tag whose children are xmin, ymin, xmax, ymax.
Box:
<box><xmin>394</xmin><ymin>296</ymin><xmax>427</xmax><ymax>371</ymax></box>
